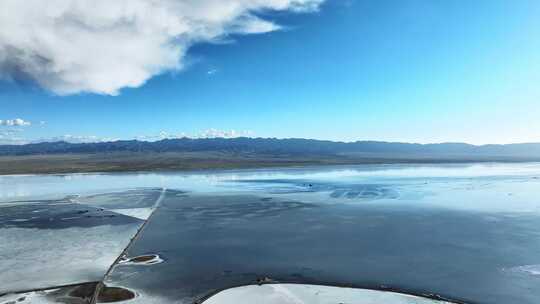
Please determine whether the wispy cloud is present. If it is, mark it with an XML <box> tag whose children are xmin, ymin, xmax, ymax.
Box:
<box><xmin>135</xmin><ymin>131</ymin><xmax>188</xmax><ymax>142</ymax></box>
<box><xmin>0</xmin><ymin>129</ymin><xmax>27</xmax><ymax>145</ymax></box>
<box><xmin>197</xmin><ymin>129</ymin><xmax>254</xmax><ymax>139</ymax></box>
<box><xmin>136</xmin><ymin>129</ymin><xmax>255</xmax><ymax>141</ymax></box>
<box><xmin>0</xmin><ymin>0</ymin><xmax>324</xmax><ymax>96</ymax></box>
<box><xmin>0</xmin><ymin>137</ymin><xmax>26</xmax><ymax>145</ymax></box>
<box><xmin>0</xmin><ymin>129</ymin><xmax>254</xmax><ymax>145</ymax></box>
<box><xmin>0</xmin><ymin>118</ymin><xmax>31</xmax><ymax>144</ymax></box>
<box><xmin>0</xmin><ymin>118</ymin><xmax>31</xmax><ymax>126</ymax></box>
<box><xmin>0</xmin><ymin>134</ymin><xmax>118</xmax><ymax>145</ymax></box>
<box><xmin>38</xmin><ymin>135</ymin><xmax>119</xmax><ymax>144</ymax></box>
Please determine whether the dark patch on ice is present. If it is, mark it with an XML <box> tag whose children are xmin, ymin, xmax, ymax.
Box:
<box><xmin>119</xmin><ymin>254</ymin><xmax>164</xmax><ymax>266</ymax></box>
<box><xmin>233</xmin><ymin>179</ymin><xmax>400</xmax><ymax>200</ymax></box>
<box><xmin>0</xmin><ymin>282</ymin><xmax>100</xmax><ymax>304</ymax></box>
<box><xmin>0</xmin><ymin>203</ymin><xmax>141</xmax><ymax>229</ymax></box>
<box><xmin>0</xmin><ymin>189</ymin><xmax>172</xmax><ymax>229</ymax></box>
<box><xmin>255</xmin><ymin>277</ymin><xmax>275</xmax><ymax>285</ymax></box>
<box><xmin>97</xmin><ymin>286</ymin><xmax>136</xmax><ymax>303</ymax></box>
<box><xmin>170</xmin><ymin>199</ymin><xmax>317</xmax><ymax>221</ymax></box>
<box><xmin>47</xmin><ymin>282</ymin><xmax>98</xmax><ymax>303</ymax></box>
<box><xmin>67</xmin><ymin>283</ymin><xmax>99</xmax><ymax>299</ymax></box>
<box><xmin>129</xmin><ymin>255</ymin><xmax>154</xmax><ymax>263</ymax></box>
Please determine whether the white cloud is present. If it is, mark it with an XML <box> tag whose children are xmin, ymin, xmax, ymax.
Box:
<box><xmin>0</xmin><ymin>0</ymin><xmax>324</xmax><ymax>95</ymax></box>
<box><xmin>0</xmin><ymin>129</ymin><xmax>256</xmax><ymax>145</ymax></box>
<box><xmin>135</xmin><ymin>129</ymin><xmax>254</xmax><ymax>141</ymax></box>
<box><xmin>0</xmin><ymin>129</ymin><xmax>22</xmax><ymax>135</ymax></box>
<box><xmin>197</xmin><ymin>128</ymin><xmax>254</xmax><ymax>138</ymax></box>
<box><xmin>135</xmin><ymin>131</ymin><xmax>188</xmax><ymax>141</ymax></box>
<box><xmin>38</xmin><ymin>135</ymin><xmax>119</xmax><ymax>144</ymax></box>
<box><xmin>0</xmin><ymin>118</ymin><xmax>31</xmax><ymax>126</ymax></box>
<box><xmin>0</xmin><ymin>130</ymin><xmax>27</xmax><ymax>145</ymax></box>
<box><xmin>0</xmin><ymin>123</ymin><xmax>28</xmax><ymax>144</ymax></box>
<box><xmin>0</xmin><ymin>134</ymin><xmax>119</xmax><ymax>145</ymax></box>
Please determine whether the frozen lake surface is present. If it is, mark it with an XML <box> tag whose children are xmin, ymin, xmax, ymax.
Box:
<box><xmin>0</xmin><ymin>189</ymin><xmax>165</xmax><ymax>294</ymax></box>
<box><xmin>1</xmin><ymin>163</ymin><xmax>540</xmax><ymax>303</ymax></box>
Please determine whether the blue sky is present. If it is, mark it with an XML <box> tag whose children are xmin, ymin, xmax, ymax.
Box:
<box><xmin>1</xmin><ymin>0</ymin><xmax>539</xmax><ymax>145</ymax></box>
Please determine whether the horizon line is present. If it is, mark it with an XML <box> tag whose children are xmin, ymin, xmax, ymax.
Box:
<box><xmin>2</xmin><ymin>137</ymin><xmax>540</xmax><ymax>147</ymax></box>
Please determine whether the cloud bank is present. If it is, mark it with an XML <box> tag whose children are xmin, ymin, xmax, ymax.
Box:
<box><xmin>136</xmin><ymin>129</ymin><xmax>254</xmax><ymax>141</ymax></box>
<box><xmin>40</xmin><ymin>134</ymin><xmax>120</xmax><ymax>144</ymax></box>
<box><xmin>198</xmin><ymin>128</ymin><xmax>253</xmax><ymax>139</ymax></box>
<box><xmin>0</xmin><ymin>134</ymin><xmax>116</xmax><ymax>145</ymax></box>
<box><xmin>0</xmin><ymin>0</ymin><xmax>323</xmax><ymax>95</ymax></box>
<box><xmin>0</xmin><ymin>118</ymin><xmax>31</xmax><ymax>126</ymax></box>
<box><xmin>0</xmin><ymin>129</ymin><xmax>254</xmax><ymax>145</ymax></box>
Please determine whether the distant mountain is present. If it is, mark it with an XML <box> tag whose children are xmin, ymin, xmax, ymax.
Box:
<box><xmin>1</xmin><ymin>138</ymin><xmax>540</xmax><ymax>160</ymax></box>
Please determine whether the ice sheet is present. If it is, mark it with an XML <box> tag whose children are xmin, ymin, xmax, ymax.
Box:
<box><xmin>0</xmin><ymin>225</ymin><xmax>138</xmax><ymax>293</ymax></box>
<box><xmin>204</xmin><ymin>284</ymin><xmax>454</xmax><ymax>304</ymax></box>
<box><xmin>0</xmin><ymin>189</ymin><xmax>164</xmax><ymax>294</ymax></box>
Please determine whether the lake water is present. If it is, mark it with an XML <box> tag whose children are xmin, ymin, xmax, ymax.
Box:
<box><xmin>1</xmin><ymin>163</ymin><xmax>540</xmax><ymax>303</ymax></box>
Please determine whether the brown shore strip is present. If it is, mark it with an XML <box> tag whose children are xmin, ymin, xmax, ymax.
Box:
<box><xmin>1</xmin><ymin>152</ymin><xmax>538</xmax><ymax>175</ymax></box>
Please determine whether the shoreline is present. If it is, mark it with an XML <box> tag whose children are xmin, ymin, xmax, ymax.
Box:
<box><xmin>1</xmin><ymin>152</ymin><xmax>539</xmax><ymax>176</ymax></box>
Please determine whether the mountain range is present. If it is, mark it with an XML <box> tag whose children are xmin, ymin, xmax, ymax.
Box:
<box><xmin>1</xmin><ymin>137</ymin><xmax>540</xmax><ymax>159</ymax></box>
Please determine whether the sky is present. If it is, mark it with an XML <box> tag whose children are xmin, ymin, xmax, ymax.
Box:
<box><xmin>1</xmin><ymin>0</ymin><xmax>539</xmax><ymax>145</ymax></box>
